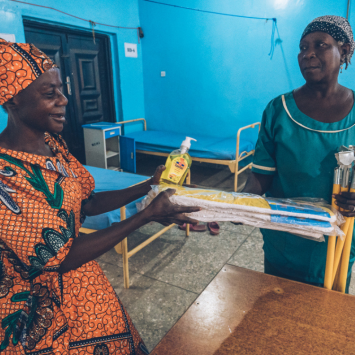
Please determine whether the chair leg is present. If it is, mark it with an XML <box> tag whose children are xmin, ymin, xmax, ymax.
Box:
<box><xmin>114</xmin><ymin>242</ymin><xmax>122</xmax><ymax>254</ymax></box>
<box><xmin>234</xmin><ymin>170</ymin><xmax>238</xmax><ymax>192</ymax></box>
<box><xmin>122</xmin><ymin>237</ymin><xmax>129</xmax><ymax>288</ymax></box>
<box><xmin>120</xmin><ymin>206</ymin><xmax>130</xmax><ymax>289</ymax></box>
<box><xmin>186</xmin><ymin>170</ymin><xmax>191</xmax><ymax>184</ymax></box>
<box><xmin>233</xmin><ymin>149</ymin><xmax>241</xmax><ymax>192</ymax></box>
<box><xmin>186</xmin><ymin>171</ymin><xmax>191</xmax><ymax>236</ymax></box>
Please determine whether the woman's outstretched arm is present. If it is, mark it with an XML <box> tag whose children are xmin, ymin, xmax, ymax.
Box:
<box><xmin>82</xmin><ymin>165</ymin><xmax>165</xmax><ymax>216</ymax></box>
<box><xmin>58</xmin><ymin>189</ymin><xmax>200</xmax><ymax>274</ymax></box>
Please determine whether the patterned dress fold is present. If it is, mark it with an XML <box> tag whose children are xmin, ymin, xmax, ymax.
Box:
<box><xmin>0</xmin><ymin>133</ymin><xmax>148</xmax><ymax>355</ymax></box>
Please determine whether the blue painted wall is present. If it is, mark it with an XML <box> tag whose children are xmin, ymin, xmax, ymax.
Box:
<box><xmin>138</xmin><ymin>0</ymin><xmax>354</xmax><ymax>141</ymax></box>
<box><xmin>0</xmin><ymin>0</ymin><xmax>145</xmax><ymax>132</ymax></box>
<box><xmin>1</xmin><ymin>1</ymin><xmax>354</xmax><ymax>142</ymax></box>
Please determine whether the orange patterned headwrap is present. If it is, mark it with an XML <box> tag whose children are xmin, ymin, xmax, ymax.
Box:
<box><xmin>0</xmin><ymin>38</ymin><xmax>56</xmax><ymax>105</ymax></box>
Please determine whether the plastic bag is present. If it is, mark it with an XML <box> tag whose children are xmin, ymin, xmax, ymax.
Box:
<box><xmin>137</xmin><ymin>184</ymin><xmax>345</xmax><ymax>242</ymax></box>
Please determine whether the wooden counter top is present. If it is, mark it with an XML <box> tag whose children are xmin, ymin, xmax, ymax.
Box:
<box><xmin>152</xmin><ymin>265</ymin><xmax>355</xmax><ymax>355</ymax></box>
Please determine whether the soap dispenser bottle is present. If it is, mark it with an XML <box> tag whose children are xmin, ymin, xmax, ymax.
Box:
<box><xmin>161</xmin><ymin>137</ymin><xmax>197</xmax><ymax>185</ymax></box>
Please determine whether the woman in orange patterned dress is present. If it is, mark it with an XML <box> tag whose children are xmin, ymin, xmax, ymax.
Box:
<box><xmin>0</xmin><ymin>39</ymin><xmax>199</xmax><ymax>354</ymax></box>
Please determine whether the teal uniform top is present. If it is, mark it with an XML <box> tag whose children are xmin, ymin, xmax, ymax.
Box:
<box><xmin>252</xmin><ymin>91</ymin><xmax>355</xmax><ymax>284</ymax></box>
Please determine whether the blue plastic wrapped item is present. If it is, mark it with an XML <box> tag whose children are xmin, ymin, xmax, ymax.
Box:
<box><xmin>138</xmin><ymin>184</ymin><xmax>345</xmax><ymax>242</ymax></box>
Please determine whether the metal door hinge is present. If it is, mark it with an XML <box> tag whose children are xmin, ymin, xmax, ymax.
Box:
<box><xmin>65</xmin><ymin>76</ymin><xmax>72</xmax><ymax>95</ymax></box>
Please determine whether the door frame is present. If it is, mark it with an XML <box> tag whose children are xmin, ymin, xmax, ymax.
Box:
<box><xmin>23</xmin><ymin>18</ymin><xmax>117</xmax><ymax>126</ymax></box>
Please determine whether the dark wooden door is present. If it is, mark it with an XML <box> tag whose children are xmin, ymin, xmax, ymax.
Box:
<box><xmin>24</xmin><ymin>20</ymin><xmax>116</xmax><ymax>163</ymax></box>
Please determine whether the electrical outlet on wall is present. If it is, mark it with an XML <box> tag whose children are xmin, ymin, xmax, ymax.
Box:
<box><xmin>161</xmin><ymin>71</ymin><xmax>166</xmax><ymax>77</ymax></box>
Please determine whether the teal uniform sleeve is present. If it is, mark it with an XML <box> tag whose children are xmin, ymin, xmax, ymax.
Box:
<box><xmin>252</xmin><ymin>102</ymin><xmax>277</xmax><ymax>175</ymax></box>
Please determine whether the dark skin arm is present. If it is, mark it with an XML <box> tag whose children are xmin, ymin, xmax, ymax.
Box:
<box><xmin>58</xmin><ymin>188</ymin><xmax>200</xmax><ymax>274</ymax></box>
<box><xmin>82</xmin><ymin>165</ymin><xmax>166</xmax><ymax>216</ymax></box>
<box><xmin>241</xmin><ymin>171</ymin><xmax>274</xmax><ymax>195</ymax></box>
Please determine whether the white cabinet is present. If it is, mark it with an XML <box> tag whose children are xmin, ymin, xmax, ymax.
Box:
<box><xmin>82</xmin><ymin>122</ymin><xmax>122</xmax><ymax>170</ymax></box>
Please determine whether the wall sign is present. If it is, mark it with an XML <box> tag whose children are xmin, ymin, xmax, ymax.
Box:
<box><xmin>124</xmin><ymin>43</ymin><xmax>138</xmax><ymax>58</ymax></box>
<box><xmin>0</xmin><ymin>34</ymin><xmax>16</xmax><ymax>42</ymax></box>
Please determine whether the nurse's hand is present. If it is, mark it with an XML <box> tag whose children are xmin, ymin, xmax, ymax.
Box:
<box><xmin>333</xmin><ymin>192</ymin><xmax>355</xmax><ymax>217</ymax></box>
<box><xmin>143</xmin><ymin>188</ymin><xmax>201</xmax><ymax>225</ymax></box>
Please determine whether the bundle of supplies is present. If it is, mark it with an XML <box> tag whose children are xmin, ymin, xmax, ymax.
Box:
<box><xmin>138</xmin><ymin>184</ymin><xmax>345</xmax><ymax>242</ymax></box>
<box><xmin>324</xmin><ymin>146</ymin><xmax>355</xmax><ymax>292</ymax></box>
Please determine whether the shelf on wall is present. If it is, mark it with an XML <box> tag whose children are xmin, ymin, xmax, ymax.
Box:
<box><xmin>106</xmin><ymin>150</ymin><xmax>120</xmax><ymax>158</ymax></box>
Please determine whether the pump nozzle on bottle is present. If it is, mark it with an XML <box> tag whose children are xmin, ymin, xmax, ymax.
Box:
<box><xmin>180</xmin><ymin>137</ymin><xmax>197</xmax><ymax>153</ymax></box>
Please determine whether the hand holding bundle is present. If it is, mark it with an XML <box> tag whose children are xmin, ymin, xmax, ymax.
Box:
<box><xmin>139</xmin><ymin>184</ymin><xmax>344</xmax><ymax>242</ymax></box>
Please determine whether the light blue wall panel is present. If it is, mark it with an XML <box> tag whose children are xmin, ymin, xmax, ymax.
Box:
<box><xmin>0</xmin><ymin>0</ymin><xmax>145</xmax><ymax>133</ymax></box>
<box><xmin>138</xmin><ymin>0</ymin><xmax>353</xmax><ymax>140</ymax></box>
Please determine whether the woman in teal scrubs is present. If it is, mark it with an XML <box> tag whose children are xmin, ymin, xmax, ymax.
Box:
<box><xmin>243</xmin><ymin>16</ymin><xmax>355</xmax><ymax>292</ymax></box>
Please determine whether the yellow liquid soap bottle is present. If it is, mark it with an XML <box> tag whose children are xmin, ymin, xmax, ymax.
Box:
<box><xmin>161</xmin><ymin>137</ymin><xmax>197</xmax><ymax>185</ymax></box>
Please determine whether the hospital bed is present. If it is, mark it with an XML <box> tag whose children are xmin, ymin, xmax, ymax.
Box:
<box><xmin>79</xmin><ymin>166</ymin><xmax>188</xmax><ymax>289</ymax></box>
<box><xmin>118</xmin><ymin>118</ymin><xmax>260</xmax><ymax>191</ymax></box>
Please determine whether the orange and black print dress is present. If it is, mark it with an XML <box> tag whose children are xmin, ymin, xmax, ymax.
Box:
<box><xmin>0</xmin><ymin>134</ymin><xmax>148</xmax><ymax>355</ymax></box>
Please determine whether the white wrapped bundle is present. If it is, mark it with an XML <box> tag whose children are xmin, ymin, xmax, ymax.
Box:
<box><xmin>138</xmin><ymin>184</ymin><xmax>345</xmax><ymax>242</ymax></box>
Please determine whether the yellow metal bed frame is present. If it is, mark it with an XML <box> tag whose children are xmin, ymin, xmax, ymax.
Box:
<box><xmin>79</xmin><ymin>174</ymin><xmax>191</xmax><ymax>289</ymax></box>
<box><xmin>79</xmin><ymin>119</ymin><xmax>260</xmax><ymax>288</ymax></box>
<box><xmin>80</xmin><ymin>204</ymin><xmax>189</xmax><ymax>289</ymax></box>
<box><xmin>116</xmin><ymin>118</ymin><xmax>260</xmax><ymax>192</ymax></box>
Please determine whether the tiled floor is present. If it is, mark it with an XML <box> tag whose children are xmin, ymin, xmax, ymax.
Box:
<box><xmin>97</xmin><ymin>222</ymin><xmax>255</xmax><ymax>350</ymax></box>
<box><xmin>95</xmin><ymin>157</ymin><xmax>355</xmax><ymax>351</ymax></box>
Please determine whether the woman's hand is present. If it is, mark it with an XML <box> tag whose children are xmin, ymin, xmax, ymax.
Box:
<box><xmin>333</xmin><ymin>192</ymin><xmax>355</xmax><ymax>217</ymax></box>
<box><xmin>150</xmin><ymin>165</ymin><xmax>197</xmax><ymax>187</ymax></box>
<box><xmin>143</xmin><ymin>188</ymin><xmax>200</xmax><ymax>225</ymax></box>
<box><xmin>150</xmin><ymin>165</ymin><xmax>165</xmax><ymax>185</ymax></box>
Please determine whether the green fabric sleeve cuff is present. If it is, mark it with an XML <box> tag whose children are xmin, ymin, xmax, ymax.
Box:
<box><xmin>251</xmin><ymin>164</ymin><xmax>276</xmax><ymax>175</ymax></box>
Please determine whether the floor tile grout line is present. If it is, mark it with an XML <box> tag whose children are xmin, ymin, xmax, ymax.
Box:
<box><xmin>129</xmin><ymin>271</ymin><xmax>200</xmax><ymax>295</ymax></box>
<box><xmin>100</xmin><ymin>260</ymin><xmax>200</xmax><ymax>295</ymax></box>
<box><xmin>98</xmin><ymin>228</ymin><xmax>254</xmax><ymax>268</ymax></box>
<box><xmin>224</xmin><ymin>233</ymin><xmax>251</xmax><ymax>265</ymax></box>
<box><xmin>99</xmin><ymin>227</ymin><xmax>257</xmax><ymax>295</ymax></box>
<box><xmin>147</xmin><ymin>293</ymin><xmax>200</xmax><ymax>351</ymax></box>
<box><xmin>150</xmin><ymin>232</ymin><xmax>257</xmax><ymax>309</ymax></box>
